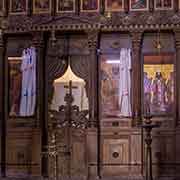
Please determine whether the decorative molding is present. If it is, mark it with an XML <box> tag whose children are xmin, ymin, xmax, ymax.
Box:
<box><xmin>2</xmin><ymin>11</ymin><xmax>180</xmax><ymax>33</ymax></box>
<box><xmin>86</xmin><ymin>30</ymin><xmax>99</xmax><ymax>50</ymax></box>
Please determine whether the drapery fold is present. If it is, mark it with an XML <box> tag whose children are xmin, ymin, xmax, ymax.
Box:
<box><xmin>118</xmin><ymin>48</ymin><xmax>132</xmax><ymax>117</ymax></box>
<box><xmin>70</xmin><ymin>55</ymin><xmax>90</xmax><ymax>100</ymax></box>
<box><xmin>19</xmin><ymin>47</ymin><xmax>36</xmax><ymax>116</ymax></box>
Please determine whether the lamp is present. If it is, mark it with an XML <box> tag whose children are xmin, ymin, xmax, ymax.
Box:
<box><xmin>154</xmin><ymin>29</ymin><xmax>163</xmax><ymax>54</ymax></box>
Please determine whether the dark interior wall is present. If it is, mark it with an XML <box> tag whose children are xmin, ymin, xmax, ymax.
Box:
<box><xmin>6</xmin><ymin>35</ymin><xmax>32</xmax><ymax>57</ymax></box>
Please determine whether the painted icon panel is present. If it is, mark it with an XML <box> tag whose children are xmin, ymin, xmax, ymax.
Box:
<box><xmin>56</xmin><ymin>0</ymin><xmax>75</xmax><ymax>13</ymax></box>
<box><xmin>33</xmin><ymin>0</ymin><xmax>51</xmax><ymax>14</ymax></box>
<box><xmin>130</xmin><ymin>0</ymin><xmax>149</xmax><ymax>11</ymax></box>
<box><xmin>105</xmin><ymin>0</ymin><xmax>124</xmax><ymax>12</ymax></box>
<box><xmin>81</xmin><ymin>0</ymin><xmax>99</xmax><ymax>12</ymax></box>
<box><xmin>9</xmin><ymin>0</ymin><xmax>28</xmax><ymax>15</ymax></box>
<box><xmin>155</xmin><ymin>0</ymin><xmax>173</xmax><ymax>9</ymax></box>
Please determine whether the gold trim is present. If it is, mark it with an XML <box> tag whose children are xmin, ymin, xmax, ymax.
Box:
<box><xmin>33</xmin><ymin>0</ymin><xmax>52</xmax><ymax>14</ymax></box>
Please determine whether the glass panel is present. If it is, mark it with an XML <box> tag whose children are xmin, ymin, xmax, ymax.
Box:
<box><xmin>8</xmin><ymin>47</ymin><xmax>36</xmax><ymax>117</ymax></box>
<box><xmin>143</xmin><ymin>54</ymin><xmax>174</xmax><ymax>115</ymax></box>
<box><xmin>51</xmin><ymin>64</ymin><xmax>89</xmax><ymax>111</ymax></box>
<box><xmin>9</xmin><ymin>57</ymin><xmax>22</xmax><ymax>116</ymax></box>
<box><xmin>100</xmin><ymin>53</ymin><xmax>132</xmax><ymax>118</ymax></box>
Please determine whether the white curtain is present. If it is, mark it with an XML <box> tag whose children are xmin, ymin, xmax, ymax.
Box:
<box><xmin>118</xmin><ymin>48</ymin><xmax>132</xmax><ymax>117</ymax></box>
<box><xmin>19</xmin><ymin>47</ymin><xmax>36</xmax><ymax>116</ymax></box>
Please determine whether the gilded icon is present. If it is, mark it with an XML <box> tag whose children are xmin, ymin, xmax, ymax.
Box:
<box><xmin>9</xmin><ymin>0</ymin><xmax>28</xmax><ymax>15</ymax></box>
<box><xmin>81</xmin><ymin>0</ymin><xmax>99</xmax><ymax>12</ymax></box>
<box><xmin>105</xmin><ymin>0</ymin><xmax>124</xmax><ymax>12</ymax></box>
<box><xmin>33</xmin><ymin>0</ymin><xmax>51</xmax><ymax>14</ymax></box>
<box><xmin>155</xmin><ymin>0</ymin><xmax>173</xmax><ymax>9</ymax></box>
<box><xmin>57</xmin><ymin>0</ymin><xmax>75</xmax><ymax>13</ymax></box>
<box><xmin>130</xmin><ymin>0</ymin><xmax>149</xmax><ymax>11</ymax></box>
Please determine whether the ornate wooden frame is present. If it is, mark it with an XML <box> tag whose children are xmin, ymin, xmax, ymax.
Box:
<box><xmin>56</xmin><ymin>0</ymin><xmax>76</xmax><ymax>13</ymax></box>
<box><xmin>80</xmin><ymin>0</ymin><xmax>100</xmax><ymax>12</ymax></box>
<box><xmin>130</xmin><ymin>0</ymin><xmax>149</xmax><ymax>11</ymax></box>
<box><xmin>105</xmin><ymin>0</ymin><xmax>124</xmax><ymax>12</ymax></box>
<box><xmin>33</xmin><ymin>0</ymin><xmax>52</xmax><ymax>14</ymax></box>
<box><xmin>9</xmin><ymin>0</ymin><xmax>28</xmax><ymax>15</ymax></box>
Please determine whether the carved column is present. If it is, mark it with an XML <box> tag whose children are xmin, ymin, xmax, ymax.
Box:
<box><xmin>32</xmin><ymin>32</ymin><xmax>48</xmax><ymax>177</ymax></box>
<box><xmin>174</xmin><ymin>30</ymin><xmax>180</xmax><ymax>126</ymax></box>
<box><xmin>0</xmin><ymin>30</ymin><xmax>6</xmax><ymax>177</ymax></box>
<box><xmin>87</xmin><ymin>30</ymin><xmax>99</xmax><ymax>127</ymax></box>
<box><xmin>149</xmin><ymin>0</ymin><xmax>154</xmax><ymax>12</ymax></box>
<box><xmin>87</xmin><ymin>30</ymin><xmax>101</xmax><ymax>178</ymax></box>
<box><xmin>131</xmin><ymin>31</ymin><xmax>143</xmax><ymax>125</ymax></box>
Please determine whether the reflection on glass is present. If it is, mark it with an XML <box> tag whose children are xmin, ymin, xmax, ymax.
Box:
<box><xmin>51</xmin><ymin>65</ymin><xmax>89</xmax><ymax>111</ymax></box>
<box><xmin>9</xmin><ymin>57</ymin><xmax>22</xmax><ymax>116</ymax></box>
<box><xmin>100</xmin><ymin>49</ymin><xmax>132</xmax><ymax>118</ymax></box>
<box><xmin>143</xmin><ymin>55</ymin><xmax>174</xmax><ymax>115</ymax></box>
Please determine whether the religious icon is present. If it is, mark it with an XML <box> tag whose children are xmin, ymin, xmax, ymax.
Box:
<box><xmin>143</xmin><ymin>54</ymin><xmax>174</xmax><ymax>115</ymax></box>
<box><xmin>155</xmin><ymin>0</ymin><xmax>172</xmax><ymax>9</ymax></box>
<box><xmin>166</xmin><ymin>72</ymin><xmax>175</xmax><ymax>105</ymax></box>
<box><xmin>33</xmin><ymin>0</ymin><xmax>51</xmax><ymax>14</ymax></box>
<box><xmin>105</xmin><ymin>0</ymin><xmax>124</xmax><ymax>12</ymax></box>
<box><xmin>130</xmin><ymin>0</ymin><xmax>148</xmax><ymax>10</ymax></box>
<box><xmin>151</xmin><ymin>72</ymin><xmax>167</xmax><ymax>112</ymax></box>
<box><xmin>56</xmin><ymin>0</ymin><xmax>75</xmax><ymax>13</ymax></box>
<box><xmin>9</xmin><ymin>0</ymin><xmax>28</xmax><ymax>15</ymax></box>
<box><xmin>81</xmin><ymin>0</ymin><xmax>99</xmax><ymax>12</ymax></box>
<box><xmin>143</xmin><ymin>72</ymin><xmax>152</xmax><ymax>113</ymax></box>
<box><xmin>9</xmin><ymin>58</ymin><xmax>22</xmax><ymax>116</ymax></box>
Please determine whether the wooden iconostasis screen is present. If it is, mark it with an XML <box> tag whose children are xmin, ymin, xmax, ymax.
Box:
<box><xmin>99</xmin><ymin>34</ymin><xmax>132</xmax><ymax>120</ymax></box>
<box><xmin>142</xmin><ymin>33</ymin><xmax>175</xmax><ymax>116</ymax></box>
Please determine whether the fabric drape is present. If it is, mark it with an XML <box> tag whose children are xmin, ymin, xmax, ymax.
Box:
<box><xmin>118</xmin><ymin>48</ymin><xmax>132</xmax><ymax>117</ymax></box>
<box><xmin>47</xmin><ymin>55</ymin><xmax>68</xmax><ymax>104</ymax></box>
<box><xmin>70</xmin><ymin>55</ymin><xmax>90</xmax><ymax>100</ymax></box>
<box><xmin>19</xmin><ymin>47</ymin><xmax>36</xmax><ymax>116</ymax></box>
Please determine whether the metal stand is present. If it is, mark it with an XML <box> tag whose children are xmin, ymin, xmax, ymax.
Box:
<box><xmin>142</xmin><ymin>115</ymin><xmax>160</xmax><ymax>180</ymax></box>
